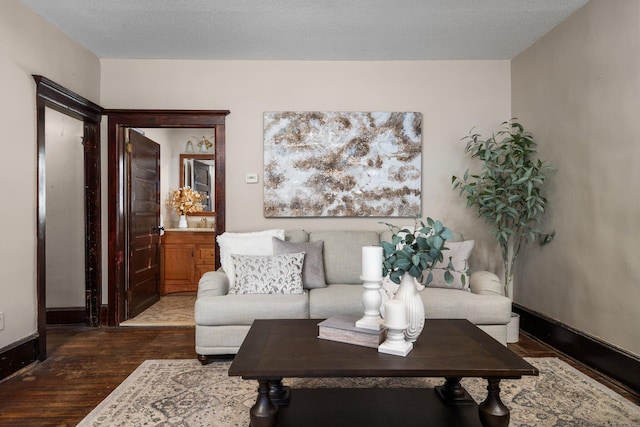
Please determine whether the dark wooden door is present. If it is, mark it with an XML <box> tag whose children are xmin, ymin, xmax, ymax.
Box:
<box><xmin>127</xmin><ymin>130</ymin><xmax>161</xmax><ymax>318</ymax></box>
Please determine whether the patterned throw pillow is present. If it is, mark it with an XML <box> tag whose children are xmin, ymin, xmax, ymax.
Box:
<box><xmin>425</xmin><ymin>240</ymin><xmax>475</xmax><ymax>290</ymax></box>
<box><xmin>216</xmin><ymin>229</ymin><xmax>285</xmax><ymax>289</ymax></box>
<box><xmin>228</xmin><ymin>252</ymin><xmax>305</xmax><ymax>294</ymax></box>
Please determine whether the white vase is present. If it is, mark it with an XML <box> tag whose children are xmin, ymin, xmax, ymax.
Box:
<box><xmin>394</xmin><ymin>273</ymin><xmax>425</xmax><ymax>342</ymax></box>
<box><xmin>178</xmin><ymin>215</ymin><xmax>188</xmax><ymax>228</ymax></box>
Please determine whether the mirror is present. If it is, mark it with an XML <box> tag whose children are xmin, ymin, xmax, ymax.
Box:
<box><xmin>180</xmin><ymin>154</ymin><xmax>215</xmax><ymax>215</ymax></box>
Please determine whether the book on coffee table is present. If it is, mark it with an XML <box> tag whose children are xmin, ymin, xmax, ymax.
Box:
<box><xmin>317</xmin><ymin>316</ymin><xmax>386</xmax><ymax>349</ymax></box>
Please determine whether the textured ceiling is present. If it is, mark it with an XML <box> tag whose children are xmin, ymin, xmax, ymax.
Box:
<box><xmin>19</xmin><ymin>0</ymin><xmax>589</xmax><ymax>60</ymax></box>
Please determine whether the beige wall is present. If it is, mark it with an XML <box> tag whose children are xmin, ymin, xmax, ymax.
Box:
<box><xmin>512</xmin><ymin>0</ymin><xmax>640</xmax><ymax>356</ymax></box>
<box><xmin>0</xmin><ymin>1</ymin><xmax>100</xmax><ymax>348</ymax></box>
<box><xmin>100</xmin><ymin>60</ymin><xmax>509</xmax><ymax>267</ymax></box>
<box><xmin>45</xmin><ymin>108</ymin><xmax>85</xmax><ymax>308</ymax></box>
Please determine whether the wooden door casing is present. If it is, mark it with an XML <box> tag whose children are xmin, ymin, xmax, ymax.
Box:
<box><xmin>107</xmin><ymin>110</ymin><xmax>229</xmax><ymax>326</ymax></box>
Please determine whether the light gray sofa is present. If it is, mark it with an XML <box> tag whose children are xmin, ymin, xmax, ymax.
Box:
<box><xmin>195</xmin><ymin>229</ymin><xmax>511</xmax><ymax>363</ymax></box>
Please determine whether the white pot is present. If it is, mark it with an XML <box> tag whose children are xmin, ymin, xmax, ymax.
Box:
<box><xmin>178</xmin><ymin>215</ymin><xmax>188</xmax><ymax>228</ymax></box>
<box><xmin>394</xmin><ymin>273</ymin><xmax>425</xmax><ymax>342</ymax></box>
<box><xmin>507</xmin><ymin>312</ymin><xmax>520</xmax><ymax>343</ymax></box>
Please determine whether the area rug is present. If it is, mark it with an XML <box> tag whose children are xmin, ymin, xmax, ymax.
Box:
<box><xmin>78</xmin><ymin>358</ymin><xmax>640</xmax><ymax>426</ymax></box>
<box><xmin>120</xmin><ymin>294</ymin><xmax>196</xmax><ymax>327</ymax></box>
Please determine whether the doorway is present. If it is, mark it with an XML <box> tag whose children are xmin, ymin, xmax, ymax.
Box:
<box><xmin>34</xmin><ymin>76</ymin><xmax>103</xmax><ymax>360</ymax></box>
<box><xmin>106</xmin><ymin>110</ymin><xmax>229</xmax><ymax>326</ymax></box>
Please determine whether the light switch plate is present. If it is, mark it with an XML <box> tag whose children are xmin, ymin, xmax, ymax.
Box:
<box><xmin>245</xmin><ymin>173</ymin><xmax>259</xmax><ymax>184</ymax></box>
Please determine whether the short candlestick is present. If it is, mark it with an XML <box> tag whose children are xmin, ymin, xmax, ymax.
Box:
<box><xmin>378</xmin><ymin>300</ymin><xmax>413</xmax><ymax>357</ymax></box>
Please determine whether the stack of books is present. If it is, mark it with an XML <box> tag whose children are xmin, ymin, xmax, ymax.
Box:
<box><xmin>317</xmin><ymin>316</ymin><xmax>386</xmax><ymax>349</ymax></box>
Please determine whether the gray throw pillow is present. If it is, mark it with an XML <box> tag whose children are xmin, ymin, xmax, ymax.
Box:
<box><xmin>273</xmin><ymin>238</ymin><xmax>327</xmax><ymax>289</ymax></box>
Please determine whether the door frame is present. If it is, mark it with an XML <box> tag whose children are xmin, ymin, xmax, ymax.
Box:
<box><xmin>34</xmin><ymin>76</ymin><xmax>103</xmax><ymax>360</ymax></box>
<box><xmin>106</xmin><ymin>110</ymin><xmax>230</xmax><ymax>326</ymax></box>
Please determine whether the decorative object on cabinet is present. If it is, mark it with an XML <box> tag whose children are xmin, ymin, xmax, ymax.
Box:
<box><xmin>168</xmin><ymin>186</ymin><xmax>205</xmax><ymax>221</ymax></box>
<box><xmin>161</xmin><ymin>230</ymin><xmax>215</xmax><ymax>294</ymax></box>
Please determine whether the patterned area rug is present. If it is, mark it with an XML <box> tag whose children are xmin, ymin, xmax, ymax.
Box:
<box><xmin>78</xmin><ymin>357</ymin><xmax>640</xmax><ymax>426</ymax></box>
<box><xmin>120</xmin><ymin>294</ymin><xmax>196</xmax><ymax>327</ymax></box>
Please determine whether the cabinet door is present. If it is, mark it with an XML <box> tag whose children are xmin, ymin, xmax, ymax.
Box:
<box><xmin>162</xmin><ymin>244</ymin><xmax>195</xmax><ymax>286</ymax></box>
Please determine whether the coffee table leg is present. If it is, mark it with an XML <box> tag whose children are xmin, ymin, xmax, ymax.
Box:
<box><xmin>250</xmin><ymin>379</ymin><xmax>278</xmax><ymax>427</ymax></box>
<box><xmin>435</xmin><ymin>377</ymin><xmax>474</xmax><ymax>403</ymax></box>
<box><xmin>478</xmin><ymin>378</ymin><xmax>510</xmax><ymax>427</ymax></box>
<box><xmin>269</xmin><ymin>379</ymin><xmax>291</xmax><ymax>406</ymax></box>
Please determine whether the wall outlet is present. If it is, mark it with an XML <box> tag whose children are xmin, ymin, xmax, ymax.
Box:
<box><xmin>245</xmin><ymin>173</ymin><xmax>259</xmax><ymax>184</ymax></box>
<box><xmin>0</xmin><ymin>312</ymin><xmax>4</xmax><ymax>330</ymax></box>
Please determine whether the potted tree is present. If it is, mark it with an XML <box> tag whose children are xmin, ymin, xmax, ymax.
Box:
<box><xmin>452</xmin><ymin>119</ymin><xmax>555</xmax><ymax>342</ymax></box>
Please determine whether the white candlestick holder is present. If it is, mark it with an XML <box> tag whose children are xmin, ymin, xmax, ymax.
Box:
<box><xmin>378</xmin><ymin>322</ymin><xmax>413</xmax><ymax>357</ymax></box>
<box><xmin>355</xmin><ymin>275</ymin><xmax>384</xmax><ymax>331</ymax></box>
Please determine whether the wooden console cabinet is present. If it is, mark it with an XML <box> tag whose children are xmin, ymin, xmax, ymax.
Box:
<box><xmin>160</xmin><ymin>230</ymin><xmax>216</xmax><ymax>295</ymax></box>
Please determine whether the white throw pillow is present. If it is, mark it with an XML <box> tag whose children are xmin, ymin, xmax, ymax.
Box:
<box><xmin>228</xmin><ymin>253</ymin><xmax>305</xmax><ymax>294</ymax></box>
<box><xmin>216</xmin><ymin>229</ymin><xmax>285</xmax><ymax>288</ymax></box>
<box><xmin>425</xmin><ymin>240</ymin><xmax>474</xmax><ymax>290</ymax></box>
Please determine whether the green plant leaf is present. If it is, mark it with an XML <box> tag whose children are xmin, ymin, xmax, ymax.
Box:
<box><xmin>444</xmin><ymin>270</ymin><xmax>454</xmax><ymax>285</ymax></box>
<box><xmin>424</xmin><ymin>271</ymin><xmax>433</xmax><ymax>285</ymax></box>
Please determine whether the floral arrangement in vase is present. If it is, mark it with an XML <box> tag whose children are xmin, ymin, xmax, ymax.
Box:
<box><xmin>169</xmin><ymin>186</ymin><xmax>205</xmax><ymax>216</ymax></box>
<box><xmin>380</xmin><ymin>217</ymin><xmax>465</xmax><ymax>286</ymax></box>
<box><xmin>379</xmin><ymin>216</ymin><xmax>469</xmax><ymax>342</ymax></box>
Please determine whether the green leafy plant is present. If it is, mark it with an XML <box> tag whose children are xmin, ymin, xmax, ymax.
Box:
<box><xmin>380</xmin><ymin>217</ymin><xmax>470</xmax><ymax>286</ymax></box>
<box><xmin>452</xmin><ymin>119</ymin><xmax>555</xmax><ymax>298</ymax></box>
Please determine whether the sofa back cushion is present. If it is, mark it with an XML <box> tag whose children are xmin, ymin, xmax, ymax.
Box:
<box><xmin>285</xmin><ymin>229</ymin><xmax>309</xmax><ymax>243</ymax></box>
<box><xmin>309</xmin><ymin>230</ymin><xmax>381</xmax><ymax>284</ymax></box>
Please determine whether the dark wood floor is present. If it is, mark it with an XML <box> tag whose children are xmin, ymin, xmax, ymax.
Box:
<box><xmin>0</xmin><ymin>326</ymin><xmax>638</xmax><ymax>426</ymax></box>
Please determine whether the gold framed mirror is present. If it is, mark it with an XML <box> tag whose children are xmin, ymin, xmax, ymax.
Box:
<box><xmin>180</xmin><ymin>153</ymin><xmax>215</xmax><ymax>215</ymax></box>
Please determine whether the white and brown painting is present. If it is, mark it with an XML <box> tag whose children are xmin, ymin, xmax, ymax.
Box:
<box><xmin>264</xmin><ymin>111</ymin><xmax>422</xmax><ymax>217</ymax></box>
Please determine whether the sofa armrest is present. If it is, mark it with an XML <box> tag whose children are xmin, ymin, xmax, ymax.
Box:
<box><xmin>198</xmin><ymin>270</ymin><xmax>229</xmax><ymax>297</ymax></box>
<box><xmin>469</xmin><ymin>271</ymin><xmax>504</xmax><ymax>296</ymax></box>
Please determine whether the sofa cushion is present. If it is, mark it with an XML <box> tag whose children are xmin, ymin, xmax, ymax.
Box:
<box><xmin>419</xmin><ymin>287</ymin><xmax>511</xmax><ymax>324</ymax></box>
<box><xmin>308</xmin><ymin>284</ymin><xmax>366</xmax><ymax>319</ymax></box>
<box><xmin>285</xmin><ymin>229</ymin><xmax>309</xmax><ymax>243</ymax></box>
<box><xmin>425</xmin><ymin>240</ymin><xmax>474</xmax><ymax>290</ymax></box>
<box><xmin>309</xmin><ymin>230</ymin><xmax>381</xmax><ymax>284</ymax></box>
<box><xmin>195</xmin><ymin>293</ymin><xmax>309</xmax><ymax>325</ymax></box>
<box><xmin>229</xmin><ymin>252</ymin><xmax>305</xmax><ymax>295</ymax></box>
<box><xmin>273</xmin><ymin>238</ymin><xmax>327</xmax><ymax>289</ymax></box>
<box><xmin>216</xmin><ymin>229</ymin><xmax>285</xmax><ymax>289</ymax></box>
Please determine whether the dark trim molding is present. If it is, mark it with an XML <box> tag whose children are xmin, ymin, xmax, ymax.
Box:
<box><xmin>100</xmin><ymin>305</ymin><xmax>109</xmax><ymax>327</ymax></box>
<box><xmin>46</xmin><ymin>308</ymin><xmax>87</xmax><ymax>325</ymax></box>
<box><xmin>513</xmin><ymin>303</ymin><xmax>640</xmax><ymax>392</ymax></box>
<box><xmin>33</xmin><ymin>76</ymin><xmax>104</xmax><ymax>361</ymax></box>
<box><xmin>0</xmin><ymin>335</ymin><xmax>38</xmax><ymax>381</ymax></box>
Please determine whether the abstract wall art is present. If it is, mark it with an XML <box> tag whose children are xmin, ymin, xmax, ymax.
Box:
<box><xmin>263</xmin><ymin>111</ymin><xmax>422</xmax><ymax>217</ymax></box>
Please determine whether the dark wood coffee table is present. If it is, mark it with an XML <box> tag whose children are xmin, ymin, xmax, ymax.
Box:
<box><xmin>228</xmin><ymin>319</ymin><xmax>538</xmax><ymax>427</ymax></box>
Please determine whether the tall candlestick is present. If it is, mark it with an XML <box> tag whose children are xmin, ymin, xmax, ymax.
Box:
<box><xmin>362</xmin><ymin>246</ymin><xmax>383</xmax><ymax>280</ymax></box>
